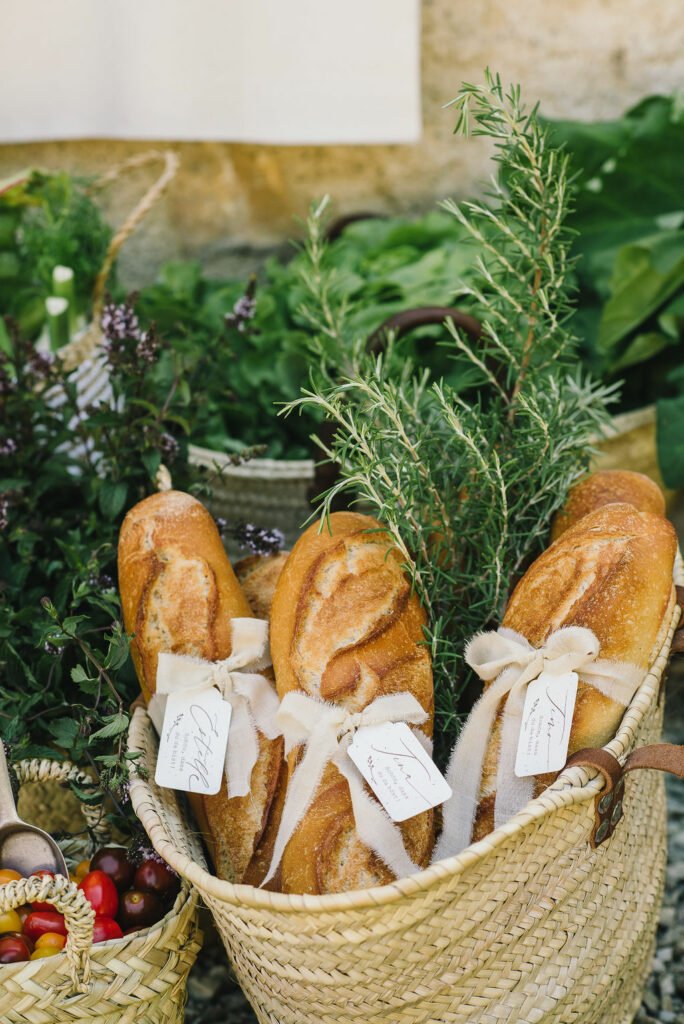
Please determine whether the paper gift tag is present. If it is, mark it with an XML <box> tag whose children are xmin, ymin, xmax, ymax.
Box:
<box><xmin>155</xmin><ymin>687</ymin><xmax>232</xmax><ymax>795</ymax></box>
<box><xmin>348</xmin><ymin>722</ymin><xmax>452</xmax><ymax>822</ymax></box>
<box><xmin>515</xmin><ymin>671</ymin><xmax>578</xmax><ymax>778</ymax></box>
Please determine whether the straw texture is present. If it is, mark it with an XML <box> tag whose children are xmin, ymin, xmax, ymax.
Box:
<box><xmin>0</xmin><ymin>758</ymin><xmax>202</xmax><ymax>1024</ymax></box>
<box><xmin>129</xmin><ymin>554</ymin><xmax>683</xmax><ymax>1024</ymax></box>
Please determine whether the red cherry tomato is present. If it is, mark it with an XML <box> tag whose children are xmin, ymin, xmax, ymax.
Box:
<box><xmin>90</xmin><ymin>848</ymin><xmax>135</xmax><ymax>892</ymax></box>
<box><xmin>134</xmin><ymin>859</ymin><xmax>180</xmax><ymax>902</ymax></box>
<box><xmin>23</xmin><ymin>911</ymin><xmax>67</xmax><ymax>943</ymax></box>
<box><xmin>92</xmin><ymin>916</ymin><xmax>123</xmax><ymax>944</ymax></box>
<box><xmin>30</xmin><ymin>870</ymin><xmax>56</xmax><ymax>912</ymax></box>
<box><xmin>78</xmin><ymin>871</ymin><xmax>118</xmax><ymax>918</ymax></box>
<box><xmin>14</xmin><ymin>905</ymin><xmax>32</xmax><ymax>928</ymax></box>
<box><xmin>0</xmin><ymin>935</ymin><xmax>31</xmax><ymax>963</ymax></box>
<box><xmin>117</xmin><ymin>890</ymin><xmax>164</xmax><ymax>931</ymax></box>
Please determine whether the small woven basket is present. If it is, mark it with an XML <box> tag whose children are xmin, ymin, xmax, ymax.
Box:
<box><xmin>127</xmin><ymin>559</ymin><xmax>684</xmax><ymax>1024</ymax></box>
<box><xmin>0</xmin><ymin>758</ymin><xmax>203</xmax><ymax>1024</ymax></box>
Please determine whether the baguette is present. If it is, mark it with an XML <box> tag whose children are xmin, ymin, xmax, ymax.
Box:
<box><xmin>551</xmin><ymin>469</ymin><xmax>665</xmax><ymax>541</ymax></box>
<box><xmin>235</xmin><ymin>551</ymin><xmax>290</xmax><ymax>619</ymax></box>
<box><xmin>473</xmin><ymin>502</ymin><xmax>676</xmax><ymax>841</ymax></box>
<box><xmin>118</xmin><ymin>490</ymin><xmax>283</xmax><ymax>882</ymax></box>
<box><xmin>269</xmin><ymin>511</ymin><xmax>435</xmax><ymax>894</ymax></box>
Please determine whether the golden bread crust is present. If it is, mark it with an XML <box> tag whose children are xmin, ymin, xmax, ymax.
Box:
<box><xmin>270</xmin><ymin>511</ymin><xmax>435</xmax><ymax>895</ymax></box>
<box><xmin>551</xmin><ymin>470</ymin><xmax>665</xmax><ymax>541</ymax></box>
<box><xmin>118</xmin><ymin>490</ymin><xmax>282</xmax><ymax>881</ymax></box>
<box><xmin>235</xmin><ymin>551</ymin><xmax>290</xmax><ymax>619</ymax></box>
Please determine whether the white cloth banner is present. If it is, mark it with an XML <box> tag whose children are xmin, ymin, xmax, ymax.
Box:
<box><xmin>0</xmin><ymin>0</ymin><xmax>421</xmax><ymax>144</ymax></box>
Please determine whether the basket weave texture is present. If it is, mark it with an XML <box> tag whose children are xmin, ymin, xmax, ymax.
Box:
<box><xmin>0</xmin><ymin>759</ymin><xmax>203</xmax><ymax>1024</ymax></box>
<box><xmin>128</xmin><ymin>556</ymin><xmax>683</xmax><ymax>1024</ymax></box>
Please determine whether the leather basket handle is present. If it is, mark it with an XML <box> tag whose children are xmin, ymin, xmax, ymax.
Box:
<box><xmin>566</xmin><ymin>742</ymin><xmax>684</xmax><ymax>848</ymax></box>
<box><xmin>367</xmin><ymin>306</ymin><xmax>482</xmax><ymax>353</ymax></box>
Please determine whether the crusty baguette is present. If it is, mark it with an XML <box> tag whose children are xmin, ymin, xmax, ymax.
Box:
<box><xmin>269</xmin><ymin>511</ymin><xmax>435</xmax><ymax>894</ymax></box>
<box><xmin>473</xmin><ymin>502</ymin><xmax>676</xmax><ymax>841</ymax></box>
<box><xmin>118</xmin><ymin>490</ymin><xmax>283</xmax><ymax>882</ymax></box>
<box><xmin>235</xmin><ymin>551</ymin><xmax>290</xmax><ymax>619</ymax></box>
<box><xmin>551</xmin><ymin>469</ymin><xmax>665</xmax><ymax>541</ymax></box>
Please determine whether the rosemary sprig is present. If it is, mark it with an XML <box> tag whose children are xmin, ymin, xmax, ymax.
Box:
<box><xmin>284</xmin><ymin>71</ymin><xmax>617</xmax><ymax>761</ymax></box>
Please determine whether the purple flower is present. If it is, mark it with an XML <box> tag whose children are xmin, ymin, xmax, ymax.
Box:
<box><xmin>230</xmin><ymin>521</ymin><xmax>285</xmax><ymax>556</ymax></box>
<box><xmin>0</xmin><ymin>438</ymin><xmax>18</xmax><ymax>457</ymax></box>
<box><xmin>225</xmin><ymin>289</ymin><xmax>257</xmax><ymax>332</ymax></box>
<box><xmin>101</xmin><ymin>301</ymin><xmax>142</xmax><ymax>343</ymax></box>
<box><xmin>159</xmin><ymin>433</ymin><xmax>179</xmax><ymax>462</ymax></box>
<box><xmin>136</xmin><ymin>329</ymin><xmax>159</xmax><ymax>365</ymax></box>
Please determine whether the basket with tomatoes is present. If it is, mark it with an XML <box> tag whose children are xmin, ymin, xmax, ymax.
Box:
<box><xmin>0</xmin><ymin>759</ymin><xmax>202</xmax><ymax>1024</ymax></box>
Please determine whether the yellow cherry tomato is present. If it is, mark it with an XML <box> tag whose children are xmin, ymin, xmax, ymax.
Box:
<box><xmin>0</xmin><ymin>909</ymin><xmax>22</xmax><ymax>933</ymax></box>
<box><xmin>73</xmin><ymin>860</ymin><xmax>90</xmax><ymax>882</ymax></box>
<box><xmin>0</xmin><ymin>869</ymin><xmax>22</xmax><ymax>885</ymax></box>
<box><xmin>31</xmin><ymin>946</ymin><xmax>60</xmax><ymax>959</ymax></box>
<box><xmin>35</xmin><ymin>932</ymin><xmax>66</xmax><ymax>951</ymax></box>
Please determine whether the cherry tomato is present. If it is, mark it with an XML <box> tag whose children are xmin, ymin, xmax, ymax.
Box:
<box><xmin>134</xmin><ymin>858</ymin><xmax>180</xmax><ymax>902</ymax></box>
<box><xmin>90</xmin><ymin>848</ymin><xmax>135</xmax><ymax>893</ymax></box>
<box><xmin>117</xmin><ymin>890</ymin><xmax>163</xmax><ymax>931</ymax></box>
<box><xmin>30</xmin><ymin>870</ymin><xmax>56</xmax><ymax>912</ymax></box>
<box><xmin>23</xmin><ymin>912</ymin><xmax>67</xmax><ymax>943</ymax></box>
<box><xmin>0</xmin><ymin>869</ymin><xmax>22</xmax><ymax>885</ymax></box>
<box><xmin>0</xmin><ymin>932</ymin><xmax>33</xmax><ymax>953</ymax></box>
<box><xmin>0</xmin><ymin>910</ymin><xmax>22</xmax><ymax>934</ymax></box>
<box><xmin>92</xmin><ymin>916</ymin><xmax>123</xmax><ymax>944</ymax></box>
<box><xmin>0</xmin><ymin>935</ymin><xmax>31</xmax><ymax>963</ymax></box>
<box><xmin>15</xmin><ymin>905</ymin><xmax>32</xmax><ymax>927</ymax></box>
<box><xmin>78</xmin><ymin>871</ymin><xmax>118</xmax><ymax>917</ymax></box>
<box><xmin>35</xmin><ymin>932</ymin><xmax>66</xmax><ymax>951</ymax></box>
<box><xmin>73</xmin><ymin>859</ymin><xmax>91</xmax><ymax>882</ymax></box>
<box><xmin>30</xmin><ymin>946</ymin><xmax>60</xmax><ymax>960</ymax></box>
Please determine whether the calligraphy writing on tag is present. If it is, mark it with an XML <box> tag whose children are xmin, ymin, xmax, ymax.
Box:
<box><xmin>155</xmin><ymin>687</ymin><xmax>232</xmax><ymax>795</ymax></box>
<box><xmin>348</xmin><ymin>722</ymin><xmax>452</xmax><ymax>822</ymax></box>
<box><xmin>515</xmin><ymin>670</ymin><xmax>578</xmax><ymax>778</ymax></box>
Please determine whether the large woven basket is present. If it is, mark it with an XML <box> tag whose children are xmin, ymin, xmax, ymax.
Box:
<box><xmin>0</xmin><ymin>758</ymin><xmax>203</xmax><ymax>1024</ymax></box>
<box><xmin>127</xmin><ymin>561</ymin><xmax>684</xmax><ymax>1024</ymax></box>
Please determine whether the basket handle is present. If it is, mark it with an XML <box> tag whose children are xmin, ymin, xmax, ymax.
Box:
<box><xmin>13</xmin><ymin>758</ymin><xmax>110</xmax><ymax>845</ymax></box>
<box><xmin>366</xmin><ymin>305</ymin><xmax>482</xmax><ymax>353</ymax></box>
<box><xmin>0</xmin><ymin>875</ymin><xmax>94</xmax><ymax>993</ymax></box>
<box><xmin>566</xmin><ymin>743</ymin><xmax>684</xmax><ymax>849</ymax></box>
<box><xmin>89</xmin><ymin>149</ymin><xmax>180</xmax><ymax>328</ymax></box>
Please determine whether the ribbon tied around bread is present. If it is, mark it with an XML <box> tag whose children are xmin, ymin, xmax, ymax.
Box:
<box><xmin>147</xmin><ymin>618</ymin><xmax>280</xmax><ymax>798</ymax></box>
<box><xmin>434</xmin><ymin>625</ymin><xmax>644</xmax><ymax>862</ymax></box>
<box><xmin>262</xmin><ymin>691</ymin><xmax>430</xmax><ymax>887</ymax></box>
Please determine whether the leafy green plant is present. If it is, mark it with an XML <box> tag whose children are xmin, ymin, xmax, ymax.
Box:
<box><xmin>286</xmin><ymin>72</ymin><xmax>615</xmax><ymax>758</ymax></box>
<box><xmin>0</xmin><ymin>303</ymin><xmax>192</xmax><ymax>821</ymax></box>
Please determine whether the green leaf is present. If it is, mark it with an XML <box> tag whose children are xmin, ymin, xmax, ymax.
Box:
<box><xmin>98</xmin><ymin>480</ymin><xmax>128</xmax><ymax>520</ymax></box>
<box><xmin>141</xmin><ymin>450</ymin><xmax>161</xmax><ymax>479</ymax></box>
<box><xmin>49</xmin><ymin>717</ymin><xmax>79</xmax><ymax>747</ymax></box>
<box><xmin>657</xmin><ymin>392</ymin><xmax>684</xmax><ymax>487</ymax></box>
<box><xmin>89</xmin><ymin>711</ymin><xmax>129</xmax><ymax>740</ymax></box>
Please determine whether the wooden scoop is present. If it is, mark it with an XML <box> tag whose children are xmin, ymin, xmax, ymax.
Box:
<box><xmin>0</xmin><ymin>743</ymin><xmax>68</xmax><ymax>876</ymax></box>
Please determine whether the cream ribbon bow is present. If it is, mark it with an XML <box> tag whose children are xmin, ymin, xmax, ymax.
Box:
<box><xmin>433</xmin><ymin>626</ymin><xmax>644</xmax><ymax>862</ymax></box>
<box><xmin>262</xmin><ymin>691</ymin><xmax>430</xmax><ymax>887</ymax></box>
<box><xmin>147</xmin><ymin>618</ymin><xmax>279</xmax><ymax>799</ymax></box>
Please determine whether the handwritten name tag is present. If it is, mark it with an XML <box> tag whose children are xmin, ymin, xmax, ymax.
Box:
<box><xmin>515</xmin><ymin>670</ymin><xmax>578</xmax><ymax>778</ymax></box>
<box><xmin>348</xmin><ymin>722</ymin><xmax>452</xmax><ymax>822</ymax></box>
<box><xmin>155</xmin><ymin>687</ymin><xmax>231</xmax><ymax>795</ymax></box>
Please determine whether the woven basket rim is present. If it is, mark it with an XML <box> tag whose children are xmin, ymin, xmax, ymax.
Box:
<box><xmin>188</xmin><ymin>443</ymin><xmax>315</xmax><ymax>477</ymax></box>
<box><xmin>129</xmin><ymin>553</ymin><xmax>683</xmax><ymax>916</ymax></box>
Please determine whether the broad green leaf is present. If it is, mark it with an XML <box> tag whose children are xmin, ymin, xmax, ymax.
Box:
<box><xmin>657</xmin><ymin>392</ymin><xmax>684</xmax><ymax>487</ymax></box>
<box><xmin>98</xmin><ymin>480</ymin><xmax>128</xmax><ymax>520</ymax></box>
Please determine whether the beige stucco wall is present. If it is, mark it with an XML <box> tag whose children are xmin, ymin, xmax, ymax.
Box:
<box><xmin>2</xmin><ymin>0</ymin><xmax>683</xmax><ymax>283</ymax></box>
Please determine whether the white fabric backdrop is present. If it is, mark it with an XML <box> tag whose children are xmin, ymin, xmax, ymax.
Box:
<box><xmin>0</xmin><ymin>0</ymin><xmax>421</xmax><ymax>144</ymax></box>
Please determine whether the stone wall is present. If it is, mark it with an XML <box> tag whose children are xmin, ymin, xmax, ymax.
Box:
<box><xmin>2</xmin><ymin>0</ymin><xmax>683</xmax><ymax>283</ymax></box>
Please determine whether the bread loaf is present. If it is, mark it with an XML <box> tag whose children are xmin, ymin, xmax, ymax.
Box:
<box><xmin>269</xmin><ymin>511</ymin><xmax>435</xmax><ymax>894</ymax></box>
<box><xmin>118</xmin><ymin>490</ymin><xmax>283</xmax><ymax>882</ymax></box>
<box><xmin>235</xmin><ymin>551</ymin><xmax>289</xmax><ymax>619</ymax></box>
<box><xmin>551</xmin><ymin>469</ymin><xmax>665</xmax><ymax>541</ymax></box>
<box><xmin>473</xmin><ymin>502</ymin><xmax>676</xmax><ymax>841</ymax></box>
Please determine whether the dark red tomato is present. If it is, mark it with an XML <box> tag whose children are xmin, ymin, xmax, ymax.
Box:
<box><xmin>0</xmin><ymin>935</ymin><xmax>31</xmax><ymax>963</ymax></box>
<box><xmin>90</xmin><ymin>847</ymin><xmax>135</xmax><ymax>893</ymax></box>
<box><xmin>78</xmin><ymin>871</ymin><xmax>118</xmax><ymax>917</ymax></box>
<box><xmin>117</xmin><ymin>890</ymin><xmax>163</xmax><ymax>931</ymax></box>
<box><xmin>15</xmin><ymin>905</ymin><xmax>32</xmax><ymax>928</ymax></box>
<box><xmin>134</xmin><ymin>859</ymin><xmax>180</xmax><ymax>902</ymax></box>
<box><xmin>23</xmin><ymin>912</ymin><xmax>67</xmax><ymax>943</ymax></box>
<box><xmin>92</xmin><ymin>916</ymin><xmax>123</xmax><ymax>944</ymax></box>
<box><xmin>0</xmin><ymin>932</ymin><xmax>33</xmax><ymax>953</ymax></box>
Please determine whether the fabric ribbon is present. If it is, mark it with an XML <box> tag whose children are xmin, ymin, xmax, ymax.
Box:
<box><xmin>261</xmin><ymin>691</ymin><xmax>430</xmax><ymax>887</ymax></box>
<box><xmin>433</xmin><ymin>625</ymin><xmax>644</xmax><ymax>862</ymax></box>
<box><xmin>148</xmin><ymin>618</ymin><xmax>279</xmax><ymax>798</ymax></box>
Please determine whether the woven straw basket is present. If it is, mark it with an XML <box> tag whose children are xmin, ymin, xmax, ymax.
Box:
<box><xmin>127</xmin><ymin>559</ymin><xmax>684</xmax><ymax>1024</ymax></box>
<box><xmin>0</xmin><ymin>758</ymin><xmax>202</xmax><ymax>1024</ymax></box>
